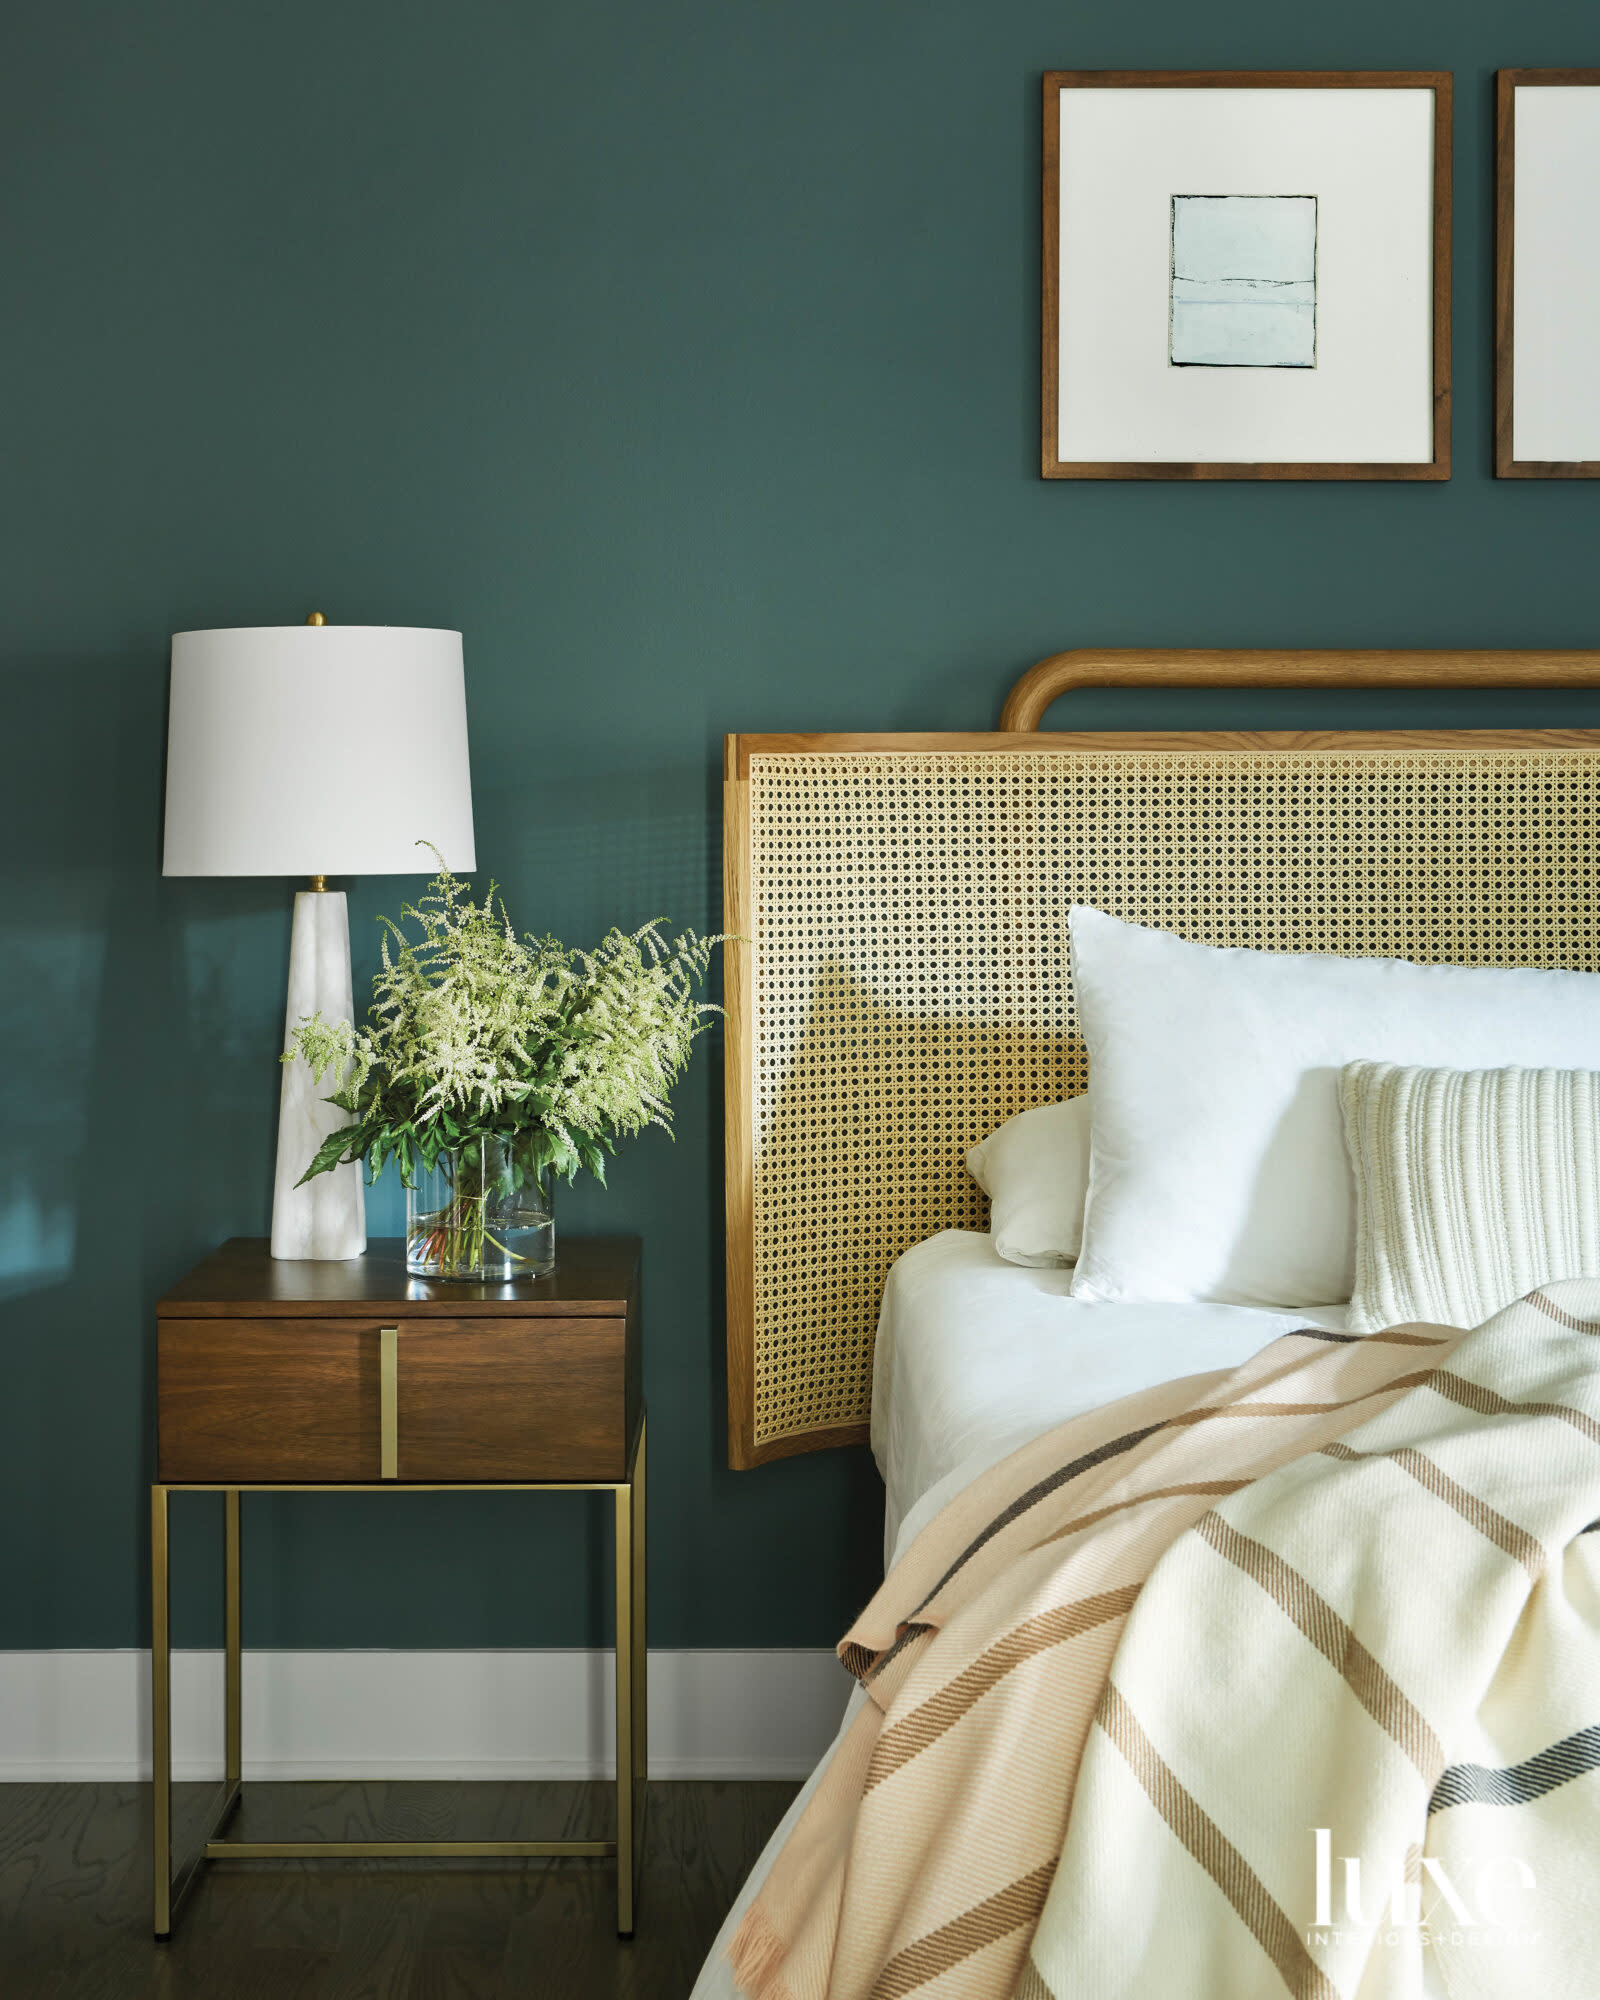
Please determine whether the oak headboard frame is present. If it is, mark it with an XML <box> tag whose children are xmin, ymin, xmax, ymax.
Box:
<box><xmin>724</xmin><ymin>648</ymin><xmax>1600</xmax><ymax>1469</ymax></box>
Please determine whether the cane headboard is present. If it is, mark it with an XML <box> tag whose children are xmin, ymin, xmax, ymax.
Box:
<box><xmin>723</xmin><ymin>649</ymin><xmax>1600</xmax><ymax>1468</ymax></box>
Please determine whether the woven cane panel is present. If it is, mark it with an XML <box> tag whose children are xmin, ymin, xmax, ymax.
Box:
<box><xmin>746</xmin><ymin>747</ymin><xmax>1600</xmax><ymax>1448</ymax></box>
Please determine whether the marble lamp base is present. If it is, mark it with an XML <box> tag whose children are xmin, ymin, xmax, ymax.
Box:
<box><xmin>271</xmin><ymin>889</ymin><xmax>366</xmax><ymax>1261</ymax></box>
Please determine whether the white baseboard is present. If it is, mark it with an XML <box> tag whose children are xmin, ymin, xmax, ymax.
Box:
<box><xmin>0</xmin><ymin>1649</ymin><xmax>850</xmax><ymax>1783</ymax></box>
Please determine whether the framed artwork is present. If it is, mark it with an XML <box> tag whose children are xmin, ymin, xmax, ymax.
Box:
<box><xmin>1496</xmin><ymin>71</ymin><xmax>1600</xmax><ymax>477</ymax></box>
<box><xmin>1041</xmin><ymin>71</ymin><xmax>1452</xmax><ymax>481</ymax></box>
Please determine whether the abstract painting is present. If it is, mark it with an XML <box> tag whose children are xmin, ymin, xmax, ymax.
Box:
<box><xmin>1169</xmin><ymin>194</ymin><xmax>1317</xmax><ymax>369</ymax></box>
<box><xmin>1042</xmin><ymin>71</ymin><xmax>1451</xmax><ymax>478</ymax></box>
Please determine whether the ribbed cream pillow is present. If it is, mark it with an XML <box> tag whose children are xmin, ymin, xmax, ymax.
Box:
<box><xmin>1341</xmin><ymin>1061</ymin><xmax>1600</xmax><ymax>1333</ymax></box>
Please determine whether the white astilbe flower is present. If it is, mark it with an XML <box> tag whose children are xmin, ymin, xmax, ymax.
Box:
<box><xmin>285</xmin><ymin>854</ymin><xmax>722</xmax><ymax>1189</ymax></box>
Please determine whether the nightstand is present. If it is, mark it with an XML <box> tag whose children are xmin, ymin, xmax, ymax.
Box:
<box><xmin>151</xmin><ymin>1235</ymin><xmax>645</xmax><ymax>1938</ymax></box>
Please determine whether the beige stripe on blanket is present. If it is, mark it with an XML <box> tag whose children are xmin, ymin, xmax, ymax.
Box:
<box><xmin>728</xmin><ymin>1285</ymin><xmax>1600</xmax><ymax>2000</ymax></box>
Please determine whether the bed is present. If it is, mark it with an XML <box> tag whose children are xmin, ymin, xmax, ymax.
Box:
<box><xmin>704</xmin><ymin>650</ymin><xmax>1600</xmax><ymax>2000</ymax></box>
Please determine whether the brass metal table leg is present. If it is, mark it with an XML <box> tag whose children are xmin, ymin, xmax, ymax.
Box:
<box><xmin>615</xmin><ymin>1447</ymin><xmax>636</xmax><ymax>1935</ymax></box>
<box><xmin>152</xmin><ymin>1485</ymin><xmax>244</xmax><ymax>1938</ymax></box>
<box><xmin>224</xmin><ymin>1489</ymin><xmax>241</xmax><ymax>1789</ymax></box>
<box><xmin>632</xmin><ymin>1418</ymin><xmax>648</xmax><ymax>1874</ymax></box>
<box><xmin>151</xmin><ymin>1486</ymin><xmax>171</xmax><ymax>1939</ymax></box>
<box><xmin>154</xmin><ymin>1455</ymin><xmax>648</xmax><ymax>1936</ymax></box>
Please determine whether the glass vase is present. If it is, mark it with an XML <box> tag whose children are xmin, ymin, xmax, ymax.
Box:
<box><xmin>404</xmin><ymin>1135</ymin><xmax>555</xmax><ymax>1281</ymax></box>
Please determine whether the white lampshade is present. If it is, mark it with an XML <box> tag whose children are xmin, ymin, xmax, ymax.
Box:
<box><xmin>163</xmin><ymin>624</ymin><xmax>476</xmax><ymax>877</ymax></box>
<box><xmin>163</xmin><ymin>619</ymin><xmax>477</xmax><ymax>1264</ymax></box>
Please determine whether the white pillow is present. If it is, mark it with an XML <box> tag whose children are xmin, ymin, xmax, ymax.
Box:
<box><xmin>966</xmin><ymin>1096</ymin><xmax>1091</xmax><ymax>1268</ymax></box>
<box><xmin>1068</xmin><ymin>906</ymin><xmax>1600</xmax><ymax>1308</ymax></box>
<box><xmin>1342</xmin><ymin>1061</ymin><xmax>1600</xmax><ymax>1332</ymax></box>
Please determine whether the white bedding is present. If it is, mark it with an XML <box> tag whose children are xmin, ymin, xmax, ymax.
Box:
<box><xmin>871</xmin><ymin>1229</ymin><xmax>1349</xmax><ymax>1558</ymax></box>
<box><xmin>690</xmin><ymin>1231</ymin><xmax>1349</xmax><ymax>2000</ymax></box>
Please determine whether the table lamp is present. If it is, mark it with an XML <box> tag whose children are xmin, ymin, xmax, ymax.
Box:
<box><xmin>162</xmin><ymin>617</ymin><xmax>476</xmax><ymax>1260</ymax></box>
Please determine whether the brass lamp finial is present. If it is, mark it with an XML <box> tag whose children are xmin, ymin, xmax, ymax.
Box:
<box><xmin>305</xmin><ymin>611</ymin><xmax>326</xmax><ymax>626</ymax></box>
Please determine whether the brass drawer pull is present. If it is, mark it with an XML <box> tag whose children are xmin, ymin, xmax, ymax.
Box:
<box><xmin>380</xmin><ymin>1328</ymin><xmax>399</xmax><ymax>1479</ymax></box>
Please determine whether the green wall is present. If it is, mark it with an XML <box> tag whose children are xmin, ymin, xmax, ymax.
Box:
<box><xmin>4</xmin><ymin>0</ymin><xmax>1599</xmax><ymax>1651</ymax></box>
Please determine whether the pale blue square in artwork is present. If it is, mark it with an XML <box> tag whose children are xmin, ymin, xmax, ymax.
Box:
<box><xmin>1170</xmin><ymin>194</ymin><xmax>1317</xmax><ymax>369</ymax></box>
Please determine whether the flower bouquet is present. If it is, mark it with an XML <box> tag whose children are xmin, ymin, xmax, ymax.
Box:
<box><xmin>286</xmin><ymin>855</ymin><xmax>720</xmax><ymax>1279</ymax></box>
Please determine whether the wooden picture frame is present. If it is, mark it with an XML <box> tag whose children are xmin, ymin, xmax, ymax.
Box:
<box><xmin>1496</xmin><ymin>70</ymin><xmax>1600</xmax><ymax>478</ymax></box>
<box><xmin>1042</xmin><ymin>71</ymin><xmax>1452</xmax><ymax>481</ymax></box>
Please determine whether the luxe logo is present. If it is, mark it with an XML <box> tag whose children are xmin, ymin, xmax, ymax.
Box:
<box><xmin>1311</xmin><ymin>1829</ymin><xmax>1537</xmax><ymax>1935</ymax></box>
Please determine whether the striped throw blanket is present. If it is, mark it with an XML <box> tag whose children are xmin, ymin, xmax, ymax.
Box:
<box><xmin>727</xmin><ymin>1282</ymin><xmax>1600</xmax><ymax>2000</ymax></box>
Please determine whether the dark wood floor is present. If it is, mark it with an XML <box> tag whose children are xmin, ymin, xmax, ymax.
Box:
<box><xmin>0</xmin><ymin>1779</ymin><xmax>798</xmax><ymax>2000</ymax></box>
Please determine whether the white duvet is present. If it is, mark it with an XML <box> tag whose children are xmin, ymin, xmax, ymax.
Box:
<box><xmin>690</xmin><ymin>1231</ymin><xmax>1348</xmax><ymax>2000</ymax></box>
<box><xmin>871</xmin><ymin>1230</ymin><xmax>1349</xmax><ymax>1556</ymax></box>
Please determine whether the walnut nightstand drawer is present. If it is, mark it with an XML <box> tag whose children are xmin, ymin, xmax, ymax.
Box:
<box><xmin>157</xmin><ymin>1315</ymin><xmax>637</xmax><ymax>1484</ymax></box>
<box><xmin>395</xmin><ymin>1318</ymin><xmax>634</xmax><ymax>1480</ymax></box>
<box><xmin>155</xmin><ymin>1236</ymin><xmax>642</xmax><ymax>1486</ymax></box>
<box><xmin>157</xmin><ymin>1318</ymin><xmax>381</xmax><ymax>1482</ymax></box>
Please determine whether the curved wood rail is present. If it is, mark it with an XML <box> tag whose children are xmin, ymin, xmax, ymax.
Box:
<box><xmin>1000</xmin><ymin>649</ymin><xmax>1600</xmax><ymax>733</ymax></box>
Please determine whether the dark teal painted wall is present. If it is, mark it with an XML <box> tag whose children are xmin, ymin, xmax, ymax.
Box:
<box><xmin>4</xmin><ymin>1</ymin><xmax>1599</xmax><ymax>1650</ymax></box>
